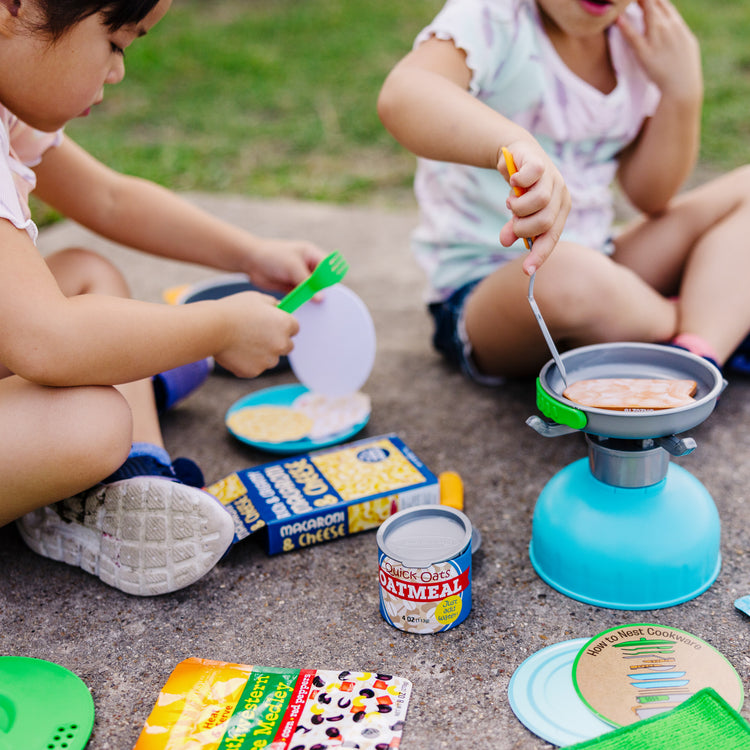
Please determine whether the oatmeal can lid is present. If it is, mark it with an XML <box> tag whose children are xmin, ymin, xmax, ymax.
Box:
<box><xmin>376</xmin><ymin>505</ymin><xmax>473</xmax><ymax>568</ymax></box>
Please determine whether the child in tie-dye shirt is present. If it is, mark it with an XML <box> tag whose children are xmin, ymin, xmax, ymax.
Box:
<box><xmin>379</xmin><ymin>0</ymin><xmax>750</xmax><ymax>382</ymax></box>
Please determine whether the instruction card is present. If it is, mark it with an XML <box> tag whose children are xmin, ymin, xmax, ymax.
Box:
<box><xmin>573</xmin><ymin>624</ymin><xmax>744</xmax><ymax>726</ymax></box>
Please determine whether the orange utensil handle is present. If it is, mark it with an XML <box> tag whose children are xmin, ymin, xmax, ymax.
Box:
<box><xmin>501</xmin><ymin>146</ymin><xmax>531</xmax><ymax>250</ymax></box>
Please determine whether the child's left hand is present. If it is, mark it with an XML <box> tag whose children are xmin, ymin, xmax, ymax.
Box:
<box><xmin>244</xmin><ymin>238</ymin><xmax>327</xmax><ymax>294</ymax></box>
<box><xmin>617</xmin><ymin>0</ymin><xmax>702</xmax><ymax>104</ymax></box>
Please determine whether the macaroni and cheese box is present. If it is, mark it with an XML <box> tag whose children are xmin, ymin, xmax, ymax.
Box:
<box><xmin>206</xmin><ymin>434</ymin><xmax>439</xmax><ymax>554</ymax></box>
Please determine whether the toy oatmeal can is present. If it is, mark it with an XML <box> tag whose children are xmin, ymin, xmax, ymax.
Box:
<box><xmin>377</xmin><ymin>505</ymin><xmax>474</xmax><ymax>634</ymax></box>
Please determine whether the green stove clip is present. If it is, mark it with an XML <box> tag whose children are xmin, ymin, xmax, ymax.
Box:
<box><xmin>535</xmin><ymin>378</ymin><xmax>588</xmax><ymax>431</ymax></box>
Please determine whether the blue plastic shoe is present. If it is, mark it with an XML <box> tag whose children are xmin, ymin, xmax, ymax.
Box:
<box><xmin>104</xmin><ymin>453</ymin><xmax>205</xmax><ymax>487</ymax></box>
<box><xmin>727</xmin><ymin>333</ymin><xmax>750</xmax><ymax>375</ymax></box>
<box><xmin>153</xmin><ymin>357</ymin><xmax>212</xmax><ymax>413</ymax></box>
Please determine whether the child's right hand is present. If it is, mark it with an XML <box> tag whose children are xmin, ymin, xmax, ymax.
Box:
<box><xmin>616</xmin><ymin>0</ymin><xmax>701</xmax><ymax>105</ymax></box>
<box><xmin>211</xmin><ymin>291</ymin><xmax>300</xmax><ymax>378</ymax></box>
<box><xmin>497</xmin><ymin>141</ymin><xmax>570</xmax><ymax>275</ymax></box>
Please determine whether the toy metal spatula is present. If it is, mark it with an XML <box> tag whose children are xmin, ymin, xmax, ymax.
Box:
<box><xmin>0</xmin><ymin>656</ymin><xmax>94</xmax><ymax>750</ymax></box>
<box><xmin>502</xmin><ymin>148</ymin><xmax>569</xmax><ymax>387</ymax></box>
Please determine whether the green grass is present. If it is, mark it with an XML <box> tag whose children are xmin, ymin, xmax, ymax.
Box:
<box><xmin>679</xmin><ymin>0</ymin><xmax>750</xmax><ymax>167</ymax></box>
<box><xmin>60</xmin><ymin>0</ymin><xmax>750</xmax><ymax>210</ymax></box>
<box><xmin>64</xmin><ymin>0</ymin><xmax>443</xmax><ymax>206</ymax></box>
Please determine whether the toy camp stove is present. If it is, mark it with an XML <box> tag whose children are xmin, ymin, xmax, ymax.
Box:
<box><xmin>526</xmin><ymin>342</ymin><xmax>725</xmax><ymax>610</ymax></box>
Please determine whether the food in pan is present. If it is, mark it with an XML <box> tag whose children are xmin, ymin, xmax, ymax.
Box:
<box><xmin>563</xmin><ymin>378</ymin><xmax>697</xmax><ymax>411</ymax></box>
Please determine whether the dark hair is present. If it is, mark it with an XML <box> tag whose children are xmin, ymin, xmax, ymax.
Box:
<box><xmin>34</xmin><ymin>0</ymin><xmax>161</xmax><ymax>39</ymax></box>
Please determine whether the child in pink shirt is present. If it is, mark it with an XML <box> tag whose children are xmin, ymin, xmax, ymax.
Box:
<box><xmin>0</xmin><ymin>0</ymin><xmax>325</xmax><ymax>595</ymax></box>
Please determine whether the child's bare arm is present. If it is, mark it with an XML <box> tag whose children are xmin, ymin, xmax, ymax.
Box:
<box><xmin>0</xmin><ymin>220</ymin><xmax>298</xmax><ymax>385</ymax></box>
<box><xmin>378</xmin><ymin>37</ymin><xmax>569</xmax><ymax>274</ymax></box>
<box><xmin>615</xmin><ymin>0</ymin><xmax>703</xmax><ymax>213</ymax></box>
<box><xmin>379</xmin><ymin>38</ymin><xmax>515</xmax><ymax>169</ymax></box>
<box><xmin>33</xmin><ymin>137</ymin><xmax>324</xmax><ymax>292</ymax></box>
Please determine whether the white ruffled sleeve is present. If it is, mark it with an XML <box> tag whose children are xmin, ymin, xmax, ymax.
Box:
<box><xmin>0</xmin><ymin>124</ymin><xmax>37</xmax><ymax>241</ymax></box>
<box><xmin>414</xmin><ymin>0</ymin><xmax>536</xmax><ymax>98</ymax></box>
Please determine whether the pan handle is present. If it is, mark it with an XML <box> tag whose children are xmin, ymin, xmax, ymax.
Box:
<box><xmin>655</xmin><ymin>435</ymin><xmax>697</xmax><ymax>457</ymax></box>
<box><xmin>526</xmin><ymin>415</ymin><xmax>579</xmax><ymax>438</ymax></box>
<box><xmin>536</xmin><ymin>378</ymin><xmax>588</xmax><ymax>430</ymax></box>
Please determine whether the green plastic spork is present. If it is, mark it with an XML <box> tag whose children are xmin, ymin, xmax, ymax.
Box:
<box><xmin>277</xmin><ymin>250</ymin><xmax>349</xmax><ymax>313</ymax></box>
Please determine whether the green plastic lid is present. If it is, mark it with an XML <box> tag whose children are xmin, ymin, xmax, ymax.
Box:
<box><xmin>0</xmin><ymin>656</ymin><xmax>94</xmax><ymax>750</ymax></box>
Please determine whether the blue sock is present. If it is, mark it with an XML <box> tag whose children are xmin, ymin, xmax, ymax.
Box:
<box><xmin>104</xmin><ymin>443</ymin><xmax>175</xmax><ymax>484</ymax></box>
<box><xmin>129</xmin><ymin>442</ymin><xmax>171</xmax><ymax>467</ymax></box>
<box><xmin>105</xmin><ymin>443</ymin><xmax>204</xmax><ymax>487</ymax></box>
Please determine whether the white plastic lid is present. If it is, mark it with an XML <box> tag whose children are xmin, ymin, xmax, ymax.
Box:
<box><xmin>288</xmin><ymin>284</ymin><xmax>376</xmax><ymax>397</ymax></box>
<box><xmin>376</xmin><ymin>505</ymin><xmax>473</xmax><ymax>568</ymax></box>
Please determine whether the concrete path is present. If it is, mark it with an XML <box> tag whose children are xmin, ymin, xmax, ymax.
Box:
<box><xmin>1</xmin><ymin>196</ymin><xmax>748</xmax><ymax>749</ymax></box>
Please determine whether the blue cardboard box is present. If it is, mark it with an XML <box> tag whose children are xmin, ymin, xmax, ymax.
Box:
<box><xmin>207</xmin><ymin>434</ymin><xmax>440</xmax><ymax>554</ymax></box>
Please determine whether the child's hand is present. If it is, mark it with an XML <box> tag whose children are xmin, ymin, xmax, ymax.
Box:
<box><xmin>497</xmin><ymin>141</ymin><xmax>570</xmax><ymax>275</ymax></box>
<box><xmin>212</xmin><ymin>291</ymin><xmax>300</xmax><ymax>378</ymax></box>
<box><xmin>244</xmin><ymin>238</ymin><xmax>326</xmax><ymax>294</ymax></box>
<box><xmin>617</xmin><ymin>0</ymin><xmax>702</xmax><ymax>104</ymax></box>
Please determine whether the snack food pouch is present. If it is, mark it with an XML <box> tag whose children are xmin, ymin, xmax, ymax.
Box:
<box><xmin>134</xmin><ymin>657</ymin><xmax>412</xmax><ymax>749</ymax></box>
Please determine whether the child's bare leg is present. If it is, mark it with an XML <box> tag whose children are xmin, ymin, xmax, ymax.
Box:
<box><xmin>10</xmin><ymin>248</ymin><xmax>231</xmax><ymax>595</ymax></box>
<box><xmin>464</xmin><ymin>242</ymin><xmax>678</xmax><ymax>378</ymax></box>
<box><xmin>614</xmin><ymin>166</ymin><xmax>750</xmax><ymax>364</ymax></box>
<box><xmin>0</xmin><ymin>377</ymin><xmax>131</xmax><ymax>526</ymax></box>
<box><xmin>9</xmin><ymin>376</ymin><xmax>234</xmax><ymax>595</ymax></box>
<box><xmin>45</xmin><ymin>247</ymin><xmax>164</xmax><ymax>446</ymax></box>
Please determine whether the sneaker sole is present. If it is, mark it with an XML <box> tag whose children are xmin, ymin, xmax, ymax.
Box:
<box><xmin>16</xmin><ymin>478</ymin><xmax>234</xmax><ymax>596</ymax></box>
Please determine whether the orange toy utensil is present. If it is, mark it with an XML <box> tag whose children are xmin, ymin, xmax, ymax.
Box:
<box><xmin>501</xmin><ymin>147</ymin><xmax>531</xmax><ymax>250</ymax></box>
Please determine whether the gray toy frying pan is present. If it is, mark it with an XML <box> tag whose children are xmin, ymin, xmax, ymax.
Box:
<box><xmin>533</xmin><ymin>342</ymin><xmax>725</xmax><ymax>439</ymax></box>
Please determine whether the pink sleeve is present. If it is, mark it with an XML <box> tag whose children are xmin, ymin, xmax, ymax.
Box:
<box><xmin>0</xmin><ymin>117</ymin><xmax>62</xmax><ymax>243</ymax></box>
<box><xmin>9</xmin><ymin>122</ymin><xmax>63</xmax><ymax>167</ymax></box>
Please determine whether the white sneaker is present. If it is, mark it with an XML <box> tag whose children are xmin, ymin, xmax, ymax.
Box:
<box><xmin>16</xmin><ymin>477</ymin><xmax>234</xmax><ymax>596</ymax></box>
